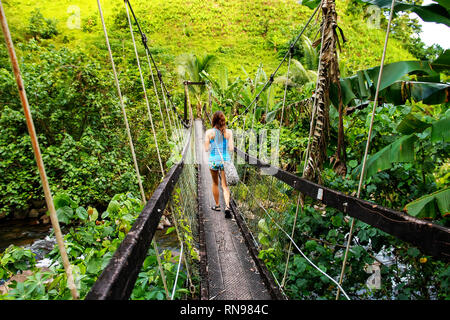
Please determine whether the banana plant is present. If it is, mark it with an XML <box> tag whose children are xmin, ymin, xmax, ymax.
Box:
<box><xmin>303</xmin><ymin>0</ymin><xmax>346</xmax><ymax>182</ymax></box>
<box><xmin>405</xmin><ymin>187</ymin><xmax>450</xmax><ymax>219</ymax></box>
<box><xmin>329</xmin><ymin>50</ymin><xmax>450</xmax><ymax>108</ymax></box>
<box><xmin>236</xmin><ymin>65</ymin><xmax>278</xmax><ymax>128</ymax></box>
<box><xmin>352</xmin><ymin>113</ymin><xmax>449</xmax><ymax>179</ymax></box>
<box><xmin>351</xmin><ymin>113</ymin><xmax>449</xmax><ymax>218</ymax></box>
<box><xmin>176</xmin><ymin>53</ymin><xmax>217</xmax><ymax>117</ymax></box>
<box><xmin>200</xmin><ymin>66</ymin><xmax>243</xmax><ymax>119</ymax></box>
<box><xmin>300</xmin><ymin>0</ymin><xmax>450</xmax><ymax>26</ymax></box>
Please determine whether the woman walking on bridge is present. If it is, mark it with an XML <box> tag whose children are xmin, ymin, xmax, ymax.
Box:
<box><xmin>204</xmin><ymin>111</ymin><xmax>234</xmax><ymax>219</ymax></box>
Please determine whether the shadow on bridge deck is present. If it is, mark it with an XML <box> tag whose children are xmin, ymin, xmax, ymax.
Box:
<box><xmin>194</xmin><ymin>120</ymin><xmax>272</xmax><ymax>300</ymax></box>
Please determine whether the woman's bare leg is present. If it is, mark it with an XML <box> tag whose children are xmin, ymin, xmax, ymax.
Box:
<box><xmin>210</xmin><ymin>169</ymin><xmax>220</xmax><ymax>206</ymax></box>
<box><xmin>220</xmin><ymin>170</ymin><xmax>230</xmax><ymax>209</ymax></box>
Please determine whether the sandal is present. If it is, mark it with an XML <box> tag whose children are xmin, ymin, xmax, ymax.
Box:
<box><xmin>211</xmin><ymin>205</ymin><xmax>221</xmax><ymax>211</ymax></box>
<box><xmin>224</xmin><ymin>207</ymin><xmax>232</xmax><ymax>219</ymax></box>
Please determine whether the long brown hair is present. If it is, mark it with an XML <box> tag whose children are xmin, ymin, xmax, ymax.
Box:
<box><xmin>212</xmin><ymin>111</ymin><xmax>226</xmax><ymax>134</ymax></box>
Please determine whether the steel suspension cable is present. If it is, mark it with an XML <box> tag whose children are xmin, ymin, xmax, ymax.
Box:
<box><xmin>141</xmin><ymin>34</ymin><xmax>180</xmax><ymax>144</ymax></box>
<box><xmin>132</xmin><ymin>0</ymin><xmax>186</xmax><ymax>140</ymax></box>
<box><xmin>238</xmin><ymin>180</ymin><xmax>351</xmax><ymax>300</ymax></box>
<box><xmin>125</xmin><ymin>2</ymin><xmax>165</xmax><ymax>176</ymax></box>
<box><xmin>171</xmin><ymin>241</ymin><xmax>184</xmax><ymax>299</ymax></box>
<box><xmin>125</xmin><ymin>0</ymin><xmax>188</xmax><ymax>129</ymax></box>
<box><xmin>144</xmin><ymin>48</ymin><xmax>170</xmax><ymax>144</ymax></box>
<box><xmin>0</xmin><ymin>1</ymin><xmax>79</xmax><ymax>299</ymax></box>
<box><xmin>169</xmin><ymin>201</ymin><xmax>194</xmax><ymax>295</ymax></box>
<box><xmin>123</xmin><ymin>2</ymin><xmax>172</xmax><ymax>299</ymax></box>
<box><xmin>97</xmin><ymin>0</ymin><xmax>146</xmax><ymax>203</ymax></box>
<box><xmin>229</xmin><ymin>3</ymin><xmax>321</xmax><ymax>127</ymax></box>
<box><xmin>335</xmin><ymin>0</ymin><xmax>397</xmax><ymax>300</ymax></box>
<box><xmin>267</xmin><ymin>51</ymin><xmax>294</xmax><ymax>275</ymax></box>
<box><xmin>277</xmin><ymin>51</ymin><xmax>300</xmax><ymax>288</ymax></box>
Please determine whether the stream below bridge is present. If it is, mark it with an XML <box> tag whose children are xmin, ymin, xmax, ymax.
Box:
<box><xmin>0</xmin><ymin>217</ymin><xmax>180</xmax><ymax>265</ymax></box>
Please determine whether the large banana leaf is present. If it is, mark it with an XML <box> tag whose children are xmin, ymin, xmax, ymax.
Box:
<box><xmin>430</xmin><ymin>116</ymin><xmax>450</xmax><ymax>142</ymax></box>
<box><xmin>396</xmin><ymin>113</ymin><xmax>432</xmax><ymax>135</ymax></box>
<box><xmin>405</xmin><ymin>187</ymin><xmax>450</xmax><ymax>219</ymax></box>
<box><xmin>330</xmin><ymin>54</ymin><xmax>448</xmax><ymax>107</ymax></box>
<box><xmin>431</xmin><ymin>49</ymin><xmax>450</xmax><ymax>73</ymax></box>
<box><xmin>358</xmin><ymin>0</ymin><xmax>450</xmax><ymax>26</ymax></box>
<box><xmin>299</xmin><ymin>0</ymin><xmax>450</xmax><ymax>26</ymax></box>
<box><xmin>382</xmin><ymin>81</ymin><xmax>449</xmax><ymax>105</ymax></box>
<box><xmin>353</xmin><ymin>115</ymin><xmax>449</xmax><ymax>179</ymax></box>
<box><xmin>352</xmin><ymin>133</ymin><xmax>418</xmax><ymax>179</ymax></box>
<box><xmin>396</xmin><ymin>114</ymin><xmax>450</xmax><ymax>142</ymax></box>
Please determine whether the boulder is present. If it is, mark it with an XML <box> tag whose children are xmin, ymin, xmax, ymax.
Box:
<box><xmin>162</xmin><ymin>215</ymin><xmax>172</xmax><ymax>227</ymax></box>
<box><xmin>29</xmin><ymin>209</ymin><xmax>39</xmax><ymax>218</ymax></box>
<box><xmin>39</xmin><ymin>214</ymin><xmax>50</xmax><ymax>224</ymax></box>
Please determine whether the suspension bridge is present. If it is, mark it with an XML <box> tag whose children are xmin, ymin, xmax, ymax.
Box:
<box><xmin>1</xmin><ymin>0</ymin><xmax>449</xmax><ymax>301</ymax></box>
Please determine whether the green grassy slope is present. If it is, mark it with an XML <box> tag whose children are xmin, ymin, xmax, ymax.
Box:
<box><xmin>2</xmin><ymin>0</ymin><xmax>414</xmax><ymax>84</ymax></box>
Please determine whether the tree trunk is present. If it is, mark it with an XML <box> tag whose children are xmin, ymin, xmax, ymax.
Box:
<box><xmin>303</xmin><ymin>0</ymin><xmax>345</xmax><ymax>183</ymax></box>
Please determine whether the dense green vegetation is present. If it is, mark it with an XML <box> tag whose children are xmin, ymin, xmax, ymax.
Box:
<box><xmin>0</xmin><ymin>0</ymin><xmax>448</xmax><ymax>300</ymax></box>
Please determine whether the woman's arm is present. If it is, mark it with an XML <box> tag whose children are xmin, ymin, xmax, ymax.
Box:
<box><xmin>204</xmin><ymin>129</ymin><xmax>211</xmax><ymax>152</ymax></box>
<box><xmin>227</xmin><ymin>129</ymin><xmax>234</xmax><ymax>152</ymax></box>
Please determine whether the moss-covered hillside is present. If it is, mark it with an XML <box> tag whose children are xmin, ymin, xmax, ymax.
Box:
<box><xmin>3</xmin><ymin>0</ymin><xmax>414</xmax><ymax>83</ymax></box>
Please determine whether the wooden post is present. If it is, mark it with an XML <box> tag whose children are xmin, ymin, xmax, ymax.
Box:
<box><xmin>0</xmin><ymin>0</ymin><xmax>79</xmax><ymax>300</ymax></box>
<box><xmin>208</xmin><ymin>89</ymin><xmax>212</xmax><ymax>123</ymax></box>
<box><xmin>184</xmin><ymin>82</ymin><xmax>194</xmax><ymax>122</ymax></box>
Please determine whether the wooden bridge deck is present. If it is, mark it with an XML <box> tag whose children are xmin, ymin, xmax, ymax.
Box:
<box><xmin>194</xmin><ymin>120</ymin><xmax>272</xmax><ymax>300</ymax></box>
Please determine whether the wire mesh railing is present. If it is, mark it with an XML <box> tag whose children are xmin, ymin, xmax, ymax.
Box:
<box><xmin>129</xmin><ymin>126</ymin><xmax>200</xmax><ymax>300</ymax></box>
<box><xmin>85</xmin><ymin>126</ymin><xmax>200</xmax><ymax>300</ymax></box>
<box><xmin>230</xmin><ymin>162</ymin><xmax>352</xmax><ymax>299</ymax></box>
<box><xmin>229</xmin><ymin>141</ymin><xmax>450</xmax><ymax>300</ymax></box>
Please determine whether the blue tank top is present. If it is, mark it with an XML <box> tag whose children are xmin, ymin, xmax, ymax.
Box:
<box><xmin>209</xmin><ymin>128</ymin><xmax>230</xmax><ymax>162</ymax></box>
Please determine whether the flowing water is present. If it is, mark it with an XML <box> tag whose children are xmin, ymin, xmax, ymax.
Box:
<box><xmin>0</xmin><ymin>218</ymin><xmax>180</xmax><ymax>255</ymax></box>
<box><xmin>0</xmin><ymin>218</ymin><xmax>52</xmax><ymax>253</ymax></box>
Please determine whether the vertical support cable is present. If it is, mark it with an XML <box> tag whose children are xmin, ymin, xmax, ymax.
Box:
<box><xmin>281</xmin><ymin>191</ymin><xmax>302</xmax><ymax>287</ymax></box>
<box><xmin>123</xmin><ymin>1</ymin><xmax>172</xmax><ymax>299</ymax></box>
<box><xmin>124</xmin><ymin>2</ymin><xmax>165</xmax><ymax>176</ymax></box>
<box><xmin>229</xmin><ymin>2</ymin><xmax>321</xmax><ymax>127</ymax></box>
<box><xmin>98</xmin><ymin>0</ymin><xmax>170</xmax><ymax>300</ymax></box>
<box><xmin>335</xmin><ymin>0</ymin><xmax>396</xmax><ymax>300</ymax></box>
<box><xmin>0</xmin><ymin>0</ymin><xmax>79</xmax><ymax>300</ymax></box>
<box><xmin>267</xmin><ymin>50</ymin><xmax>292</xmax><ymax>226</ymax></box>
<box><xmin>162</xmin><ymin>80</ymin><xmax>183</xmax><ymax>144</ymax></box>
<box><xmin>144</xmin><ymin>48</ymin><xmax>170</xmax><ymax>144</ymax></box>
<box><xmin>279</xmin><ymin>51</ymin><xmax>292</xmax><ymax>126</ymax></box>
<box><xmin>97</xmin><ymin>0</ymin><xmax>146</xmax><ymax>202</ymax></box>
<box><xmin>171</xmin><ymin>241</ymin><xmax>184</xmax><ymax>300</ymax></box>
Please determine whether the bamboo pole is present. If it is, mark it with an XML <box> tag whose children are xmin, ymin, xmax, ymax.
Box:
<box><xmin>0</xmin><ymin>0</ymin><xmax>78</xmax><ymax>300</ymax></box>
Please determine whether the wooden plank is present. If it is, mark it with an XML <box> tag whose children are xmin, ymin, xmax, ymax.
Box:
<box><xmin>235</xmin><ymin>147</ymin><xmax>450</xmax><ymax>261</ymax></box>
<box><xmin>85</xmin><ymin>128</ymin><xmax>192</xmax><ymax>300</ymax></box>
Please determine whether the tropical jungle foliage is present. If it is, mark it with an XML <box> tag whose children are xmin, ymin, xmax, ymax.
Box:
<box><xmin>0</xmin><ymin>0</ymin><xmax>448</xmax><ymax>300</ymax></box>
